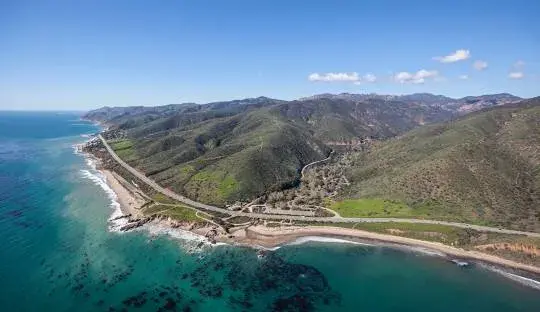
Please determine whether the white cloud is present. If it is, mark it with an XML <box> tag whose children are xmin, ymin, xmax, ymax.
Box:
<box><xmin>508</xmin><ymin>72</ymin><xmax>524</xmax><ymax>79</ymax></box>
<box><xmin>473</xmin><ymin>60</ymin><xmax>488</xmax><ymax>71</ymax></box>
<box><xmin>363</xmin><ymin>73</ymin><xmax>377</xmax><ymax>83</ymax></box>
<box><xmin>433</xmin><ymin>49</ymin><xmax>471</xmax><ymax>63</ymax></box>
<box><xmin>308</xmin><ymin>72</ymin><xmax>377</xmax><ymax>84</ymax></box>
<box><xmin>459</xmin><ymin>75</ymin><xmax>469</xmax><ymax>80</ymax></box>
<box><xmin>394</xmin><ymin>69</ymin><xmax>439</xmax><ymax>84</ymax></box>
<box><xmin>308</xmin><ymin>72</ymin><xmax>359</xmax><ymax>82</ymax></box>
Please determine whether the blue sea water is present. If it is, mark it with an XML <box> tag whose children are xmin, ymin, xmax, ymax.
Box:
<box><xmin>1</xmin><ymin>111</ymin><xmax>540</xmax><ymax>311</ymax></box>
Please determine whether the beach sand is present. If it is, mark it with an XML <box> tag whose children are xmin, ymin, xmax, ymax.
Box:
<box><xmin>229</xmin><ymin>225</ymin><xmax>540</xmax><ymax>274</ymax></box>
<box><xmin>102</xmin><ymin>170</ymin><xmax>145</xmax><ymax>218</ymax></box>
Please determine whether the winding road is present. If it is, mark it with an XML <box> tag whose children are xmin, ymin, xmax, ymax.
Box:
<box><xmin>300</xmin><ymin>150</ymin><xmax>334</xmax><ymax>179</ymax></box>
<box><xmin>99</xmin><ymin>135</ymin><xmax>540</xmax><ymax>238</ymax></box>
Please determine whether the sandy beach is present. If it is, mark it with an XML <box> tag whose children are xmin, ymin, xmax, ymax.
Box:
<box><xmin>102</xmin><ymin>170</ymin><xmax>145</xmax><ymax>218</ymax></box>
<box><xmin>229</xmin><ymin>225</ymin><xmax>540</xmax><ymax>275</ymax></box>
<box><xmin>102</xmin><ymin>167</ymin><xmax>219</xmax><ymax>236</ymax></box>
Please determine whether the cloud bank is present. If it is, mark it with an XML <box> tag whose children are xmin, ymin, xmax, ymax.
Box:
<box><xmin>393</xmin><ymin>69</ymin><xmax>439</xmax><ymax>84</ymax></box>
<box><xmin>308</xmin><ymin>72</ymin><xmax>377</xmax><ymax>84</ymax></box>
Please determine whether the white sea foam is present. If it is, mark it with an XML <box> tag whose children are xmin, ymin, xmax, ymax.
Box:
<box><xmin>480</xmin><ymin>264</ymin><xmax>540</xmax><ymax>291</ymax></box>
<box><xmin>75</xmin><ymin>146</ymin><xmax>217</xmax><ymax>244</ymax></box>
<box><xmin>144</xmin><ymin>222</ymin><xmax>207</xmax><ymax>242</ymax></box>
<box><xmin>282</xmin><ymin>236</ymin><xmax>374</xmax><ymax>248</ymax></box>
<box><xmin>79</xmin><ymin>168</ymin><xmax>126</xmax><ymax>231</ymax></box>
<box><xmin>142</xmin><ymin>221</ymin><xmax>227</xmax><ymax>252</ymax></box>
<box><xmin>398</xmin><ymin>245</ymin><xmax>447</xmax><ymax>257</ymax></box>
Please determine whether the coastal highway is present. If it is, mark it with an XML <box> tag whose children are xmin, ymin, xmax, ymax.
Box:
<box><xmin>99</xmin><ymin>135</ymin><xmax>540</xmax><ymax>238</ymax></box>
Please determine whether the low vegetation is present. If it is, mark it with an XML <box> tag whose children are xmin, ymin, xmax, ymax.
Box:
<box><xmin>307</xmin><ymin>221</ymin><xmax>474</xmax><ymax>246</ymax></box>
<box><xmin>304</xmin><ymin>221</ymin><xmax>540</xmax><ymax>266</ymax></box>
<box><xmin>85</xmin><ymin>96</ymin><xmax>539</xmax><ymax>236</ymax></box>
<box><xmin>150</xmin><ymin>193</ymin><xmax>178</xmax><ymax>205</ymax></box>
<box><xmin>140</xmin><ymin>203</ymin><xmax>202</xmax><ymax>222</ymax></box>
<box><xmin>339</xmin><ymin>98</ymin><xmax>540</xmax><ymax>231</ymax></box>
<box><xmin>85</xmin><ymin>96</ymin><xmax>459</xmax><ymax>205</ymax></box>
<box><xmin>109</xmin><ymin>139</ymin><xmax>137</xmax><ymax>161</ymax></box>
<box><xmin>330</xmin><ymin>198</ymin><xmax>412</xmax><ymax>217</ymax></box>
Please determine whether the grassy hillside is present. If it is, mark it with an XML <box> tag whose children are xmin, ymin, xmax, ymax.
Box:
<box><xmin>86</xmin><ymin>96</ymin><xmax>456</xmax><ymax>205</ymax></box>
<box><xmin>337</xmin><ymin>98</ymin><xmax>540</xmax><ymax>231</ymax></box>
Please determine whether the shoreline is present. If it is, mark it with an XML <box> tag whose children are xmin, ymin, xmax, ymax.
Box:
<box><xmin>230</xmin><ymin>225</ymin><xmax>540</xmax><ymax>275</ymax></box>
<box><xmin>99</xmin><ymin>163</ymin><xmax>219</xmax><ymax>237</ymax></box>
<box><xmin>102</xmin><ymin>170</ymin><xmax>144</xmax><ymax>218</ymax></box>
<box><xmin>76</xmin><ymin>138</ymin><xmax>540</xmax><ymax>287</ymax></box>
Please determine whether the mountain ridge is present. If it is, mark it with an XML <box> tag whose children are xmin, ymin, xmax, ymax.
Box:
<box><xmin>336</xmin><ymin>97</ymin><xmax>540</xmax><ymax>231</ymax></box>
<box><xmin>83</xmin><ymin>92</ymin><xmax>528</xmax><ymax>207</ymax></box>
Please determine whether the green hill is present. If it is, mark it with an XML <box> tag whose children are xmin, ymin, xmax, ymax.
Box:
<box><xmin>85</xmin><ymin>96</ymin><xmax>455</xmax><ymax>205</ymax></box>
<box><xmin>337</xmin><ymin>98</ymin><xmax>540</xmax><ymax>231</ymax></box>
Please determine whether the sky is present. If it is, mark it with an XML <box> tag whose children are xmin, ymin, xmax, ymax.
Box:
<box><xmin>1</xmin><ymin>0</ymin><xmax>539</xmax><ymax>110</ymax></box>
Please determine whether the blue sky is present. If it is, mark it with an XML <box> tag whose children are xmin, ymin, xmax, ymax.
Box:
<box><xmin>1</xmin><ymin>0</ymin><xmax>539</xmax><ymax>110</ymax></box>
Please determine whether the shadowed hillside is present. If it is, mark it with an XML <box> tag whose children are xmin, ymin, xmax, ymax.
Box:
<box><xmin>338</xmin><ymin>98</ymin><xmax>540</xmax><ymax>231</ymax></box>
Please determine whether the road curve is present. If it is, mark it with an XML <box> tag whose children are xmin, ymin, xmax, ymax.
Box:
<box><xmin>300</xmin><ymin>150</ymin><xmax>334</xmax><ymax>179</ymax></box>
<box><xmin>99</xmin><ymin>135</ymin><xmax>540</xmax><ymax>238</ymax></box>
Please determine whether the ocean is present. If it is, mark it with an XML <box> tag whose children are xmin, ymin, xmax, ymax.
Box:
<box><xmin>1</xmin><ymin>111</ymin><xmax>539</xmax><ymax>312</ymax></box>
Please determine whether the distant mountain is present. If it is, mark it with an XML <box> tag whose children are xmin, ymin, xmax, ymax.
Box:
<box><xmin>84</xmin><ymin>96</ymin><xmax>285</xmax><ymax>126</ymax></box>
<box><xmin>300</xmin><ymin>92</ymin><xmax>522</xmax><ymax>114</ymax></box>
<box><xmin>338</xmin><ymin>97</ymin><xmax>540</xmax><ymax>231</ymax></box>
<box><xmin>452</xmin><ymin>93</ymin><xmax>523</xmax><ymax>113</ymax></box>
<box><xmin>299</xmin><ymin>93</ymin><xmax>397</xmax><ymax>102</ymax></box>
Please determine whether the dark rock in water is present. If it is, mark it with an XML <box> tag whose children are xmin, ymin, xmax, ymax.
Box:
<box><xmin>122</xmin><ymin>291</ymin><xmax>148</xmax><ymax>308</ymax></box>
<box><xmin>6</xmin><ymin>210</ymin><xmax>23</xmax><ymax>218</ymax></box>
<box><xmin>182</xmin><ymin>306</ymin><xmax>192</xmax><ymax>312</ymax></box>
<box><xmin>14</xmin><ymin>221</ymin><xmax>31</xmax><ymax>228</ymax></box>
<box><xmin>110</xmin><ymin>214</ymin><xmax>131</xmax><ymax>221</ymax></box>
<box><xmin>228</xmin><ymin>295</ymin><xmax>254</xmax><ymax>309</ymax></box>
<box><xmin>161</xmin><ymin>298</ymin><xmax>176</xmax><ymax>311</ymax></box>
<box><xmin>271</xmin><ymin>294</ymin><xmax>314</xmax><ymax>312</ymax></box>
<box><xmin>72</xmin><ymin>283</ymin><xmax>84</xmax><ymax>292</ymax></box>
<box><xmin>198</xmin><ymin>285</ymin><xmax>223</xmax><ymax>298</ymax></box>
<box><xmin>119</xmin><ymin>217</ymin><xmax>154</xmax><ymax>231</ymax></box>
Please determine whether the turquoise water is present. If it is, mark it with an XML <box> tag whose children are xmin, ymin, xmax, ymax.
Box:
<box><xmin>1</xmin><ymin>111</ymin><xmax>540</xmax><ymax>312</ymax></box>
